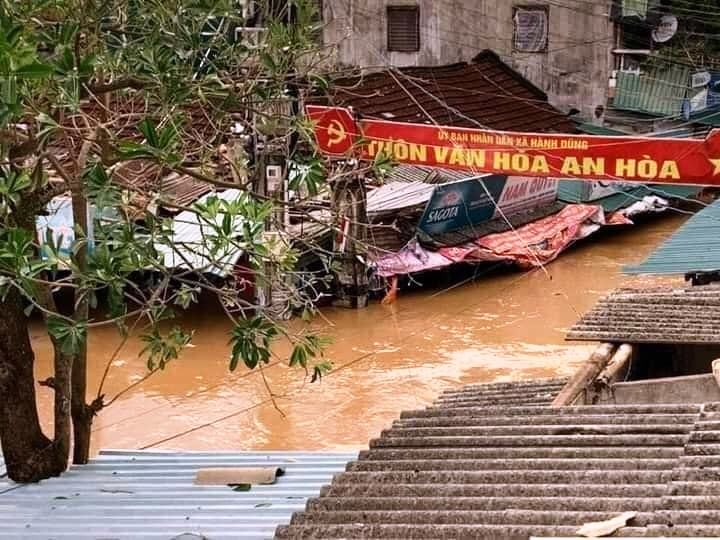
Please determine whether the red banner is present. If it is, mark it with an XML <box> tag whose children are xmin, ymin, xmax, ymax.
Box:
<box><xmin>306</xmin><ymin>105</ymin><xmax>720</xmax><ymax>186</ymax></box>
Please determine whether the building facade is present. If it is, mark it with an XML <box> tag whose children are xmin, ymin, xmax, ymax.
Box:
<box><xmin>321</xmin><ymin>0</ymin><xmax>615</xmax><ymax>121</ymax></box>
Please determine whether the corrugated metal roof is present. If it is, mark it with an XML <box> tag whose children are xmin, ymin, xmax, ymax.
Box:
<box><xmin>368</xmin><ymin>166</ymin><xmax>492</xmax><ymax>216</ymax></box>
<box><xmin>575</xmin><ymin>122</ymin><xmax>629</xmax><ymax>136</ymax></box>
<box><xmin>625</xmin><ymin>198</ymin><xmax>720</xmax><ymax>274</ymax></box>
<box><xmin>558</xmin><ymin>182</ymin><xmax>702</xmax><ymax>212</ymax></box>
<box><xmin>566</xmin><ymin>285</ymin><xmax>720</xmax><ymax>344</ymax></box>
<box><xmin>367</xmin><ymin>181</ymin><xmax>436</xmax><ymax>216</ymax></box>
<box><xmin>613</xmin><ymin>64</ymin><xmax>691</xmax><ymax>117</ymax></box>
<box><xmin>156</xmin><ymin>189</ymin><xmax>246</xmax><ymax>277</ymax></box>
<box><xmin>277</xmin><ymin>379</ymin><xmax>720</xmax><ymax>539</ymax></box>
<box><xmin>0</xmin><ymin>449</ymin><xmax>355</xmax><ymax>540</ymax></box>
<box><xmin>315</xmin><ymin>50</ymin><xmax>577</xmax><ymax>133</ymax></box>
<box><xmin>388</xmin><ymin>165</ymin><xmax>475</xmax><ymax>185</ymax></box>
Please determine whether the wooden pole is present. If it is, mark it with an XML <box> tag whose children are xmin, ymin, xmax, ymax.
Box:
<box><xmin>552</xmin><ymin>343</ymin><xmax>617</xmax><ymax>407</ymax></box>
<box><xmin>597</xmin><ymin>344</ymin><xmax>633</xmax><ymax>385</ymax></box>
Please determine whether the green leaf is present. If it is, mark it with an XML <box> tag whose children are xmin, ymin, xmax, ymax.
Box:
<box><xmin>15</xmin><ymin>62</ymin><xmax>53</xmax><ymax>79</ymax></box>
<box><xmin>229</xmin><ymin>483</ymin><xmax>251</xmax><ymax>492</ymax></box>
<box><xmin>138</xmin><ymin>118</ymin><xmax>159</xmax><ymax>148</ymax></box>
<box><xmin>46</xmin><ymin>316</ymin><xmax>87</xmax><ymax>356</ymax></box>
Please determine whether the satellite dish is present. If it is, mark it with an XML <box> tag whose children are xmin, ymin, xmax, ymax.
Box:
<box><xmin>652</xmin><ymin>15</ymin><xmax>678</xmax><ymax>43</ymax></box>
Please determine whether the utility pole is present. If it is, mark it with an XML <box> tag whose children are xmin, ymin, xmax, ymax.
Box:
<box><xmin>251</xmin><ymin>0</ymin><xmax>295</xmax><ymax>317</ymax></box>
<box><xmin>331</xmin><ymin>173</ymin><xmax>369</xmax><ymax>309</ymax></box>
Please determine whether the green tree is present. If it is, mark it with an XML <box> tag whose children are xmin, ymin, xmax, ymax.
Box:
<box><xmin>0</xmin><ymin>0</ymin><xmax>335</xmax><ymax>482</ymax></box>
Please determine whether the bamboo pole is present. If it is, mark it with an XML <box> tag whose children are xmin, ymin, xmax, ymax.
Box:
<box><xmin>597</xmin><ymin>344</ymin><xmax>633</xmax><ymax>386</ymax></box>
<box><xmin>552</xmin><ymin>343</ymin><xmax>617</xmax><ymax>407</ymax></box>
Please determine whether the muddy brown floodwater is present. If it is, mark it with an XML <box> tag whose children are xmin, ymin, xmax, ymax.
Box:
<box><xmin>31</xmin><ymin>215</ymin><xmax>685</xmax><ymax>454</ymax></box>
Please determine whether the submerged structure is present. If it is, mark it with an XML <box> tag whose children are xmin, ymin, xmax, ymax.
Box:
<box><xmin>275</xmin><ymin>281</ymin><xmax>720</xmax><ymax>539</ymax></box>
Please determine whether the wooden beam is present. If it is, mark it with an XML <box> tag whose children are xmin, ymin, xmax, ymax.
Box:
<box><xmin>552</xmin><ymin>343</ymin><xmax>617</xmax><ymax>407</ymax></box>
<box><xmin>597</xmin><ymin>344</ymin><xmax>633</xmax><ymax>386</ymax></box>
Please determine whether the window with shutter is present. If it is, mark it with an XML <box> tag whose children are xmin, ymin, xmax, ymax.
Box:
<box><xmin>387</xmin><ymin>6</ymin><xmax>420</xmax><ymax>53</ymax></box>
<box><xmin>513</xmin><ymin>6</ymin><xmax>549</xmax><ymax>53</ymax></box>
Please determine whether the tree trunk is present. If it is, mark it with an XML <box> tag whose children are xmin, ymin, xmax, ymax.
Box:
<box><xmin>71</xmin><ymin>342</ymin><xmax>93</xmax><ymax>465</ymax></box>
<box><xmin>69</xmin><ymin>161</ymin><xmax>93</xmax><ymax>465</ymax></box>
<box><xmin>0</xmin><ymin>289</ymin><xmax>68</xmax><ymax>482</ymax></box>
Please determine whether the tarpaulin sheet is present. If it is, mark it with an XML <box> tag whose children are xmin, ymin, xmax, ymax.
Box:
<box><xmin>373</xmin><ymin>203</ymin><xmax>625</xmax><ymax>277</ymax></box>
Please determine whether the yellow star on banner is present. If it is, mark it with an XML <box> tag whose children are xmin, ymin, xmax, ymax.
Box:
<box><xmin>711</xmin><ymin>158</ymin><xmax>720</xmax><ymax>175</ymax></box>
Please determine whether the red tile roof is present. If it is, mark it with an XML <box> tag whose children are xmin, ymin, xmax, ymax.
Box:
<box><xmin>319</xmin><ymin>50</ymin><xmax>576</xmax><ymax>133</ymax></box>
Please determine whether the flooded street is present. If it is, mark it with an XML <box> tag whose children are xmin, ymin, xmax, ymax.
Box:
<box><xmin>32</xmin><ymin>215</ymin><xmax>685</xmax><ymax>454</ymax></box>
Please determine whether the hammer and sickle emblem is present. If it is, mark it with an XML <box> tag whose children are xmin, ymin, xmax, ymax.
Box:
<box><xmin>326</xmin><ymin>120</ymin><xmax>347</xmax><ymax>147</ymax></box>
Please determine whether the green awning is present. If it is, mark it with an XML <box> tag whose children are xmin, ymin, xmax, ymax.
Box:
<box><xmin>625</xmin><ymin>198</ymin><xmax>720</xmax><ymax>275</ymax></box>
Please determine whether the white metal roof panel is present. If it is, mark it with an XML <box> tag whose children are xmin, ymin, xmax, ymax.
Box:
<box><xmin>0</xmin><ymin>449</ymin><xmax>355</xmax><ymax>540</ymax></box>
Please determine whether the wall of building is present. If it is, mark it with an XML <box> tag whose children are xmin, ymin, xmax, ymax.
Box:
<box><xmin>323</xmin><ymin>0</ymin><xmax>614</xmax><ymax>121</ymax></box>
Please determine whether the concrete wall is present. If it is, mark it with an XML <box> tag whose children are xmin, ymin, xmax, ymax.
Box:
<box><xmin>599</xmin><ymin>374</ymin><xmax>720</xmax><ymax>405</ymax></box>
<box><xmin>323</xmin><ymin>0</ymin><xmax>614</xmax><ymax>119</ymax></box>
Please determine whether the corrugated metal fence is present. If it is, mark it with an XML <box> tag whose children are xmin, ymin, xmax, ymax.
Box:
<box><xmin>0</xmin><ymin>449</ymin><xmax>355</xmax><ymax>540</ymax></box>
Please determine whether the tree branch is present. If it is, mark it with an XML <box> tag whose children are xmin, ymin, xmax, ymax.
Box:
<box><xmin>84</xmin><ymin>77</ymin><xmax>150</xmax><ymax>95</ymax></box>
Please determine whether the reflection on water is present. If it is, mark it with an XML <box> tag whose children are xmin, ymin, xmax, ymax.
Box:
<box><xmin>31</xmin><ymin>215</ymin><xmax>685</xmax><ymax>453</ymax></box>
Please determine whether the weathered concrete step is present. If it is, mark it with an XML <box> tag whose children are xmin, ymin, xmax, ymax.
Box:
<box><xmin>434</xmin><ymin>397</ymin><xmax>555</xmax><ymax>408</ymax></box>
<box><xmin>435</xmin><ymin>391</ymin><xmax>563</xmax><ymax>405</ymax></box>
<box><xmin>681</xmin><ymin>455</ymin><xmax>720</xmax><ymax>468</ymax></box>
<box><xmin>332</xmin><ymin>470</ymin><xmax>669</xmax><ymax>485</ymax></box>
<box><xmin>656</xmin><ymin>509</ymin><xmax>720</xmax><ymax>524</ymax></box>
<box><xmin>440</xmin><ymin>380</ymin><xmax>566</xmax><ymax>394</ymax></box>
<box><xmin>395</xmin><ymin>414</ymin><xmax>699</xmax><ymax>429</ymax></box>
<box><xmin>436</xmin><ymin>385</ymin><xmax>564</xmax><ymax>402</ymax></box>
<box><xmin>668</xmin><ymin>481</ymin><xmax>720</xmax><ymax>496</ymax></box>
<box><xmin>347</xmin><ymin>458</ymin><xmax>677</xmax><ymax>472</ymax></box>
<box><xmin>381</xmin><ymin>424</ymin><xmax>692</xmax><ymax>438</ymax></box>
<box><xmin>645</xmin><ymin>524</ymin><xmax>720</xmax><ymax>537</ymax></box>
<box><xmin>307</xmin><ymin>496</ymin><xmax>661</xmax><ymax>513</ymax></box>
<box><xmin>447</xmin><ymin>379</ymin><xmax>568</xmax><ymax>392</ymax></box>
<box><xmin>358</xmin><ymin>446</ymin><xmax>683</xmax><ymax>461</ymax></box>
<box><xmin>664</xmin><ymin>495</ymin><xmax>720</xmax><ymax>510</ymax></box>
<box><xmin>370</xmin><ymin>434</ymin><xmax>688</xmax><ymax>448</ymax></box>
<box><xmin>290</xmin><ymin>510</ymin><xmax>655</xmax><ymax>526</ymax></box>
<box><xmin>403</xmin><ymin>404</ymin><xmax>702</xmax><ymax>419</ymax></box>
<box><xmin>320</xmin><ymin>483</ymin><xmax>667</xmax><ymax>499</ymax></box>
<box><xmin>689</xmin><ymin>431</ymin><xmax>720</xmax><ymax>442</ymax></box>
<box><xmin>274</xmin><ymin>524</ymin><xmax>648</xmax><ymax>539</ymax></box>
<box><xmin>683</xmin><ymin>443</ymin><xmax>720</xmax><ymax>456</ymax></box>
<box><xmin>673</xmin><ymin>469</ymin><xmax>720</xmax><ymax>482</ymax></box>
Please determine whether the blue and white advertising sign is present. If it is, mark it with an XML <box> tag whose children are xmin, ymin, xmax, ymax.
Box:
<box><xmin>418</xmin><ymin>175</ymin><xmax>558</xmax><ymax>236</ymax></box>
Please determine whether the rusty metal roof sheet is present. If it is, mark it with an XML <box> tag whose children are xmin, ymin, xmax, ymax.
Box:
<box><xmin>0</xmin><ymin>450</ymin><xmax>355</xmax><ymax>539</ymax></box>
<box><xmin>318</xmin><ymin>50</ymin><xmax>577</xmax><ymax>133</ymax></box>
<box><xmin>276</xmin><ymin>378</ymin><xmax>720</xmax><ymax>539</ymax></box>
<box><xmin>566</xmin><ymin>285</ymin><xmax>720</xmax><ymax>344</ymax></box>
